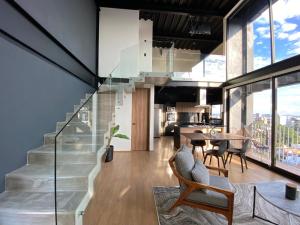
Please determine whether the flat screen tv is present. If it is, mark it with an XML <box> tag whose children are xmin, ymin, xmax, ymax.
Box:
<box><xmin>155</xmin><ymin>86</ymin><xmax>198</xmax><ymax>105</ymax></box>
<box><xmin>206</xmin><ymin>88</ymin><xmax>223</xmax><ymax>105</ymax></box>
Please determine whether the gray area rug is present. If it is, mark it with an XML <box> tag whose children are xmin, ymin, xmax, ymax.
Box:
<box><xmin>153</xmin><ymin>183</ymin><xmax>300</xmax><ymax>225</ymax></box>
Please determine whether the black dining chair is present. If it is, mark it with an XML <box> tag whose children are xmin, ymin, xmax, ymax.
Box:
<box><xmin>191</xmin><ymin>130</ymin><xmax>206</xmax><ymax>158</ymax></box>
<box><xmin>203</xmin><ymin>140</ymin><xmax>228</xmax><ymax>175</ymax></box>
<box><xmin>225</xmin><ymin>139</ymin><xmax>251</xmax><ymax>173</ymax></box>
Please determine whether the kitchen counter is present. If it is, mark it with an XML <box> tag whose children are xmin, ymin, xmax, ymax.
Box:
<box><xmin>174</xmin><ymin>125</ymin><xmax>225</xmax><ymax>149</ymax></box>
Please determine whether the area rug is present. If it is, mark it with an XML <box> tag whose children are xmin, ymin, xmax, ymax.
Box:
<box><xmin>153</xmin><ymin>183</ymin><xmax>300</xmax><ymax>225</ymax></box>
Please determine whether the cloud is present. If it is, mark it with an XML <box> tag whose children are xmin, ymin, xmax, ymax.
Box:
<box><xmin>277</xmin><ymin>32</ymin><xmax>289</xmax><ymax>39</ymax></box>
<box><xmin>281</xmin><ymin>23</ymin><xmax>298</xmax><ymax>32</ymax></box>
<box><xmin>256</xmin><ymin>41</ymin><xmax>263</xmax><ymax>45</ymax></box>
<box><xmin>288</xmin><ymin>32</ymin><xmax>300</xmax><ymax>41</ymax></box>
<box><xmin>254</xmin><ymin>56</ymin><xmax>271</xmax><ymax>70</ymax></box>
<box><xmin>256</xmin><ymin>26</ymin><xmax>270</xmax><ymax>38</ymax></box>
<box><xmin>272</xmin><ymin>0</ymin><xmax>300</xmax><ymax>25</ymax></box>
<box><xmin>288</xmin><ymin>47</ymin><xmax>300</xmax><ymax>55</ymax></box>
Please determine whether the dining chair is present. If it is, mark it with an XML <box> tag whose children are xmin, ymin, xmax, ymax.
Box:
<box><xmin>203</xmin><ymin>140</ymin><xmax>228</xmax><ymax>175</ymax></box>
<box><xmin>191</xmin><ymin>130</ymin><xmax>206</xmax><ymax>158</ymax></box>
<box><xmin>225</xmin><ymin>139</ymin><xmax>251</xmax><ymax>173</ymax></box>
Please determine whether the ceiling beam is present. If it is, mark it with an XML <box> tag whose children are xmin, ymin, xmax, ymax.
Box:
<box><xmin>98</xmin><ymin>1</ymin><xmax>224</xmax><ymax>18</ymax></box>
<box><xmin>153</xmin><ymin>34</ymin><xmax>222</xmax><ymax>44</ymax></box>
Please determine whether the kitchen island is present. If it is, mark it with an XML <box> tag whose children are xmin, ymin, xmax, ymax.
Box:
<box><xmin>173</xmin><ymin>124</ymin><xmax>225</xmax><ymax>149</ymax></box>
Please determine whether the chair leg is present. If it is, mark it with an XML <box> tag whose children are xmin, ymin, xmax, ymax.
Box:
<box><xmin>240</xmin><ymin>155</ymin><xmax>244</xmax><ymax>173</ymax></box>
<box><xmin>225</xmin><ymin>152</ymin><xmax>230</xmax><ymax>164</ymax></box>
<box><xmin>242</xmin><ymin>154</ymin><xmax>248</xmax><ymax>169</ymax></box>
<box><xmin>227</xmin><ymin>214</ymin><xmax>233</xmax><ymax>225</ymax></box>
<box><xmin>168</xmin><ymin>199</ymin><xmax>182</xmax><ymax>212</ymax></box>
<box><xmin>221</xmin><ymin>156</ymin><xmax>226</xmax><ymax>168</ymax></box>
<box><xmin>201</xmin><ymin>146</ymin><xmax>205</xmax><ymax>158</ymax></box>
<box><xmin>203</xmin><ymin>154</ymin><xmax>208</xmax><ymax>164</ymax></box>
<box><xmin>209</xmin><ymin>155</ymin><xmax>212</xmax><ymax>165</ymax></box>
<box><xmin>217</xmin><ymin>157</ymin><xmax>220</xmax><ymax>175</ymax></box>
<box><xmin>229</xmin><ymin>153</ymin><xmax>233</xmax><ymax>164</ymax></box>
<box><xmin>192</xmin><ymin>145</ymin><xmax>195</xmax><ymax>155</ymax></box>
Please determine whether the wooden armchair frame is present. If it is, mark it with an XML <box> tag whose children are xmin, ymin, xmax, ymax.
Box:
<box><xmin>169</xmin><ymin>154</ymin><xmax>234</xmax><ymax>225</ymax></box>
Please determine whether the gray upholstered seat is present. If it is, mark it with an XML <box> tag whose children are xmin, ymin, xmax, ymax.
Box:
<box><xmin>169</xmin><ymin>147</ymin><xmax>235</xmax><ymax>225</ymax></box>
<box><xmin>185</xmin><ymin>175</ymin><xmax>232</xmax><ymax>208</ymax></box>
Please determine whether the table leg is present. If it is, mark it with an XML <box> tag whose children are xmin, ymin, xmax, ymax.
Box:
<box><xmin>252</xmin><ymin>186</ymin><xmax>256</xmax><ymax>218</ymax></box>
<box><xmin>252</xmin><ymin>186</ymin><xmax>279</xmax><ymax>225</ymax></box>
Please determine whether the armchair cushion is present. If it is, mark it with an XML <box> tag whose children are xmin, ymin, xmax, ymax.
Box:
<box><xmin>175</xmin><ymin>145</ymin><xmax>194</xmax><ymax>181</ymax></box>
<box><xmin>191</xmin><ymin>159</ymin><xmax>209</xmax><ymax>193</ymax></box>
<box><xmin>185</xmin><ymin>175</ymin><xmax>232</xmax><ymax>208</ymax></box>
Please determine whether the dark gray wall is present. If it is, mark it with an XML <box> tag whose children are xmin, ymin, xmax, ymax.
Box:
<box><xmin>0</xmin><ymin>35</ymin><xmax>94</xmax><ymax>192</ymax></box>
<box><xmin>15</xmin><ymin>0</ymin><xmax>97</xmax><ymax>73</ymax></box>
<box><xmin>0</xmin><ymin>0</ymin><xmax>98</xmax><ymax>192</ymax></box>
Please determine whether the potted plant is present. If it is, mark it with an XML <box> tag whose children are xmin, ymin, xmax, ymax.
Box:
<box><xmin>105</xmin><ymin>125</ymin><xmax>129</xmax><ymax>162</ymax></box>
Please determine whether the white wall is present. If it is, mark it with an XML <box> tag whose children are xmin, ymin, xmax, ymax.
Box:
<box><xmin>139</xmin><ymin>19</ymin><xmax>153</xmax><ymax>72</ymax></box>
<box><xmin>99</xmin><ymin>7</ymin><xmax>139</xmax><ymax>77</ymax></box>
<box><xmin>99</xmin><ymin>9</ymin><xmax>155</xmax><ymax>151</ymax></box>
<box><xmin>112</xmin><ymin>91</ymin><xmax>132</xmax><ymax>151</ymax></box>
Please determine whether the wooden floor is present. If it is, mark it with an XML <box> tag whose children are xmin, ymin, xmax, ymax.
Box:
<box><xmin>84</xmin><ymin>137</ymin><xmax>291</xmax><ymax>225</ymax></box>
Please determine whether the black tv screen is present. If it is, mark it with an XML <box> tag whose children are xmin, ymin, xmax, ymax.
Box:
<box><xmin>206</xmin><ymin>88</ymin><xmax>223</xmax><ymax>105</ymax></box>
<box><xmin>155</xmin><ymin>86</ymin><xmax>197</xmax><ymax>106</ymax></box>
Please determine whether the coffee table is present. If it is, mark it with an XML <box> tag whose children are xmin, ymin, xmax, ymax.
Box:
<box><xmin>252</xmin><ymin>181</ymin><xmax>300</xmax><ymax>225</ymax></box>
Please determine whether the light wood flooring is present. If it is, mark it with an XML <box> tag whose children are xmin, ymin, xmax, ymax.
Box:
<box><xmin>84</xmin><ymin>137</ymin><xmax>292</xmax><ymax>225</ymax></box>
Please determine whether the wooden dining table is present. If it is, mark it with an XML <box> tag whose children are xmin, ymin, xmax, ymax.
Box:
<box><xmin>181</xmin><ymin>132</ymin><xmax>250</xmax><ymax>143</ymax></box>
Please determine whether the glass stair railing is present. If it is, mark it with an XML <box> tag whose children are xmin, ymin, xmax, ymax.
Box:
<box><xmin>54</xmin><ymin>76</ymin><xmax>117</xmax><ymax>225</ymax></box>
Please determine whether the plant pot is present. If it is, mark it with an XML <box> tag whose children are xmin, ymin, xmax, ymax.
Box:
<box><xmin>105</xmin><ymin>145</ymin><xmax>114</xmax><ymax>162</ymax></box>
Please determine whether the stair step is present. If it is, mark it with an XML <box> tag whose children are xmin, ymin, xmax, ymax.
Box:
<box><xmin>28</xmin><ymin>145</ymin><xmax>97</xmax><ymax>165</ymax></box>
<box><xmin>44</xmin><ymin>132</ymin><xmax>105</xmax><ymax>146</ymax></box>
<box><xmin>0</xmin><ymin>191</ymin><xmax>86</xmax><ymax>225</ymax></box>
<box><xmin>6</xmin><ymin>164</ymin><xmax>94</xmax><ymax>192</ymax></box>
<box><xmin>56</xmin><ymin>121</ymin><xmax>91</xmax><ymax>133</ymax></box>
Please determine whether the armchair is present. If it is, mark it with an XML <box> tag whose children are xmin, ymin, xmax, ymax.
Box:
<box><xmin>169</xmin><ymin>149</ymin><xmax>234</xmax><ymax>225</ymax></box>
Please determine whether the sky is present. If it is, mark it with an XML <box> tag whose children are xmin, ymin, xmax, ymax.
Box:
<box><xmin>251</xmin><ymin>0</ymin><xmax>300</xmax><ymax>117</ymax></box>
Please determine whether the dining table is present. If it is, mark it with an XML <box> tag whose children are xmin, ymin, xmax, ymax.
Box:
<box><xmin>181</xmin><ymin>132</ymin><xmax>250</xmax><ymax>143</ymax></box>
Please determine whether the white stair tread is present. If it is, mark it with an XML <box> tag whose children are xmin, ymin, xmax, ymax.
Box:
<box><xmin>0</xmin><ymin>191</ymin><xmax>86</xmax><ymax>213</ymax></box>
<box><xmin>7</xmin><ymin>164</ymin><xmax>95</xmax><ymax>179</ymax></box>
<box><xmin>28</xmin><ymin>145</ymin><xmax>97</xmax><ymax>154</ymax></box>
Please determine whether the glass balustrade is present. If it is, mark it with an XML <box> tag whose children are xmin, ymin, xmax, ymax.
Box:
<box><xmin>106</xmin><ymin>40</ymin><xmax>225</xmax><ymax>83</ymax></box>
<box><xmin>54</xmin><ymin>76</ymin><xmax>115</xmax><ymax>224</ymax></box>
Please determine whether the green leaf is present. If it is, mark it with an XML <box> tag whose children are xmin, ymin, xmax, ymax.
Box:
<box><xmin>114</xmin><ymin>133</ymin><xmax>129</xmax><ymax>139</ymax></box>
<box><xmin>111</xmin><ymin>125</ymin><xmax>120</xmax><ymax>135</ymax></box>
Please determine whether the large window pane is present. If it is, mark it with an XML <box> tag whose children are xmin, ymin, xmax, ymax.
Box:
<box><xmin>275</xmin><ymin>72</ymin><xmax>300</xmax><ymax>175</ymax></box>
<box><xmin>229</xmin><ymin>79</ymin><xmax>272</xmax><ymax>164</ymax></box>
<box><xmin>273</xmin><ymin>0</ymin><xmax>300</xmax><ymax>62</ymax></box>
<box><xmin>227</xmin><ymin>0</ymin><xmax>271</xmax><ymax>79</ymax></box>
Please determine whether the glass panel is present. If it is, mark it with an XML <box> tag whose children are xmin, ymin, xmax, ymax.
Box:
<box><xmin>229</xmin><ymin>79</ymin><xmax>272</xmax><ymax>164</ymax></box>
<box><xmin>227</xmin><ymin>0</ymin><xmax>271</xmax><ymax>79</ymax></box>
<box><xmin>55</xmin><ymin>77</ymin><xmax>114</xmax><ymax>224</ymax></box>
<box><xmin>172</xmin><ymin>53</ymin><xmax>226</xmax><ymax>82</ymax></box>
<box><xmin>275</xmin><ymin>72</ymin><xmax>300</xmax><ymax>175</ymax></box>
<box><xmin>273</xmin><ymin>0</ymin><xmax>300</xmax><ymax>62</ymax></box>
<box><xmin>211</xmin><ymin>105</ymin><xmax>222</xmax><ymax>119</ymax></box>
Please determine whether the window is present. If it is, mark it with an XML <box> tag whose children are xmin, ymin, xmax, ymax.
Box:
<box><xmin>275</xmin><ymin>72</ymin><xmax>300</xmax><ymax>175</ymax></box>
<box><xmin>211</xmin><ymin>105</ymin><xmax>222</xmax><ymax>119</ymax></box>
<box><xmin>272</xmin><ymin>0</ymin><xmax>300</xmax><ymax>62</ymax></box>
<box><xmin>227</xmin><ymin>0</ymin><xmax>271</xmax><ymax>79</ymax></box>
<box><xmin>229</xmin><ymin>79</ymin><xmax>272</xmax><ymax>164</ymax></box>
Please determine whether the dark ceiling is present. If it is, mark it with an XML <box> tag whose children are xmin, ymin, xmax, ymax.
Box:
<box><xmin>97</xmin><ymin>0</ymin><xmax>239</xmax><ymax>53</ymax></box>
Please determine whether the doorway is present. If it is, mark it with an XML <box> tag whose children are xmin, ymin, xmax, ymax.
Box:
<box><xmin>131</xmin><ymin>88</ymin><xmax>150</xmax><ymax>150</ymax></box>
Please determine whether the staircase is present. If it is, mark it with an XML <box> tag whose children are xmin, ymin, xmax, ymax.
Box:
<box><xmin>0</xmin><ymin>91</ymin><xmax>116</xmax><ymax>225</ymax></box>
